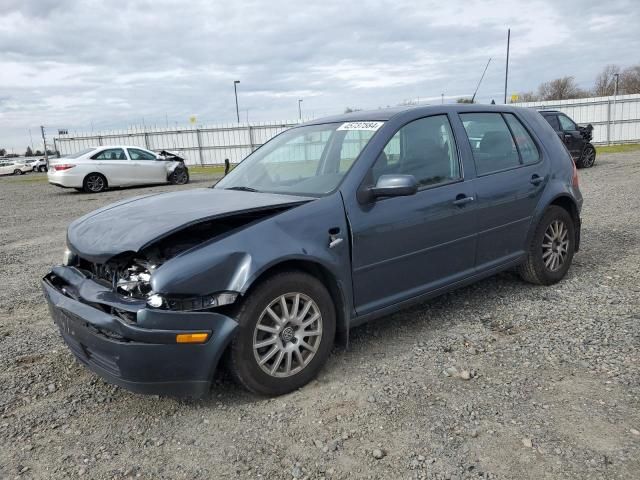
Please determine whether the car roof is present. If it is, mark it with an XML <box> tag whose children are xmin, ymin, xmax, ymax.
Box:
<box><xmin>301</xmin><ymin>104</ymin><xmax>536</xmax><ymax>126</ymax></box>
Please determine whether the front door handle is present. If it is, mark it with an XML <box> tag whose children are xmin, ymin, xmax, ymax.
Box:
<box><xmin>530</xmin><ymin>174</ymin><xmax>544</xmax><ymax>186</ymax></box>
<box><xmin>453</xmin><ymin>195</ymin><xmax>474</xmax><ymax>206</ymax></box>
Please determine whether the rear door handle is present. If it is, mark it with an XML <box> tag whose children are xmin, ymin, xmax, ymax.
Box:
<box><xmin>530</xmin><ymin>174</ymin><xmax>544</xmax><ymax>185</ymax></box>
<box><xmin>453</xmin><ymin>195</ymin><xmax>474</xmax><ymax>206</ymax></box>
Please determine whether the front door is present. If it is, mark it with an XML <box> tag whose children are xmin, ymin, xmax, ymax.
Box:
<box><xmin>347</xmin><ymin>114</ymin><xmax>478</xmax><ymax>315</ymax></box>
<box><xmin>557</xmin><ymin>113</ymin><xmax>583</xmax><ymax>160</ymax></box>
<box><xmin>127</xmin><ymin>148</ymin><xmax>167</xmax><ymax>184</ymax></box>
<box><xmin>458</xmin><ymin>112</ymin><xmax>550</xmax><ymax>270</ymax></box>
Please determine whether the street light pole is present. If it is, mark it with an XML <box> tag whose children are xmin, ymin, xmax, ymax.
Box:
<box><xmin>40</xmin><ymin>126</ymin><xmax>49</xmax><ymax>164</ymax></box>
<box><xmin>233</xmin><ymin>80</ymin><xmax>241</xmax><ymax>123</ymax></box>
<box><xmin>298</xmin><ymin>99</ymin><xmax>303</xmax><ymax>121</ymax></box>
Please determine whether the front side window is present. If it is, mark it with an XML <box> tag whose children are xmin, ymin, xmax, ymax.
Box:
<box><xmin>128</xmin><ymin>148</ymin><xmax>157</xmax><ymax>160</ymax></box>
<box><xmin>558</xmin><ymin>114</ymin><xmax>577</xmax><ymax>131</ymax></box>
<box><xmin>215</xmin><ymin>122</ymin><xmax>381</xmax><ymax>196</ymax></box>
<box><xmin>92</xmin><ymin>148</ymin><xmax>127</xmax><ymax>160</ymax></box>
<box><xmin>461</xmin><ymin>113</ymin><xmax>520</xmax><ymax>175</ymax></box>
<box><xmin>371</xmin><ymin>115</ymin><xmax>460</xmax><ymax>188</ymax></box>
<box><xmin>544</xmin><ymin>114</ymin><xmax>561</xmax><ymax>131</ymax></box>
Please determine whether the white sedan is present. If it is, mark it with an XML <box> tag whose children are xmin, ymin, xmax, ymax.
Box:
<box><xmin>48</xmin><ymin>146</ymin><xmax>189</xmax><ymax>193</ymax></box>
<box><xmin>0</xmin><ymin>160</ymin><xmax>30</xmax><ymax>175</ymax></box>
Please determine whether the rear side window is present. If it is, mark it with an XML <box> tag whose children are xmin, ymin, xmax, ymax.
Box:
<box><xmin>543</xmin><ymin>114</ymin><xmax>560</xmax><ymax>131</ymax></box>
<box><xmin>503</xmin><ymin>114</ymin><xmax>540</xmax><ymax>165</ymax></box>
<box><xmin>460</xmin><ymin>113</ymin><xmax>520</xmax><ymax>175</ymax></box>
<box><xmin>92</xmin><ymin>148</ymin><xmax>127</xmax><ymax>160</ymax></box>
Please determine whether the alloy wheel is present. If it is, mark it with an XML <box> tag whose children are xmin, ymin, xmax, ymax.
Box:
<box><xmin>87</xmin><ymin>175</ymin><xmax>104</xmax><ymax>192</ymax></box>
<box><xmin>252</xmin><ymin>293</ymin><xmax>323</xmax><ymax>378</ymax></box>
<box><xmin>174</xmin><ymin>170</ymin><xmax>188</xmax><ymax>184</ymax></box>
<box><xmin>583</xmin><ymin>148</ymin><xmax>596</xmax><ymax>167</ymax></box>
<box><xmin>542</xmin><ymin>219</ymin><xmax>569</xmax><ymax>272</ymax></box>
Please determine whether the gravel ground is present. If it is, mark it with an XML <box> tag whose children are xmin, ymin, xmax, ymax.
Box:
<box><xmin>0</xmin><ymin>153</ymin><xmax>639</xmax><ymax>480</ymax></box>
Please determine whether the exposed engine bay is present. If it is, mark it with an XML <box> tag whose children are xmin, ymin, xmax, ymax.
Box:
<box><xmin>75</xmin><ymin>207</ymin><xmax>293</xmax><ymax>302</ymax></box>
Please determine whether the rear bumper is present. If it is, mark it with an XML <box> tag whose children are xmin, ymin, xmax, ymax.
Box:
<box><xmin>47</xmin><ymin>171</ymin><xmax>84</xmax><ymax>188</ymax></box>
<box><xmin>42</xmin><ymin>266</ymin><xmax>238</xmax><ymax>397</ymax></box>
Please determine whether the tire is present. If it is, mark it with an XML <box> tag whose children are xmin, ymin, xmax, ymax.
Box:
<box><xmin>228</xmin><ymin>271</ymin><xmax>336</xmax><ymax>396</ymax></box>
<box><xmin>576</xmin><ymin>144</ymin><xmax>596</xmax><ymax>168</ymax></box>
<box><xmin>13</xmin><ymin>169</ymin><xmax>24</xmax><ymax>175</ymax></box>
<box><xmin>83</xmin><ymin>173</ymin><xmax>107</xmax><ymax>193</ymax></box>
<box><xmin>518</xmin><ymin>206</ymin><xmax>575</xmax><ymax>285</ymax></box>
<box><xmin>169</xmin><ymin>167</ymin><xmax>189</xmax><ymax>185</ymax></box>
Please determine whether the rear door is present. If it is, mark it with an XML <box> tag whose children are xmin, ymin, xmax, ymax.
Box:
<box><xmin>458</xmin><ymin>112</ymin><xmax>549</xmax><ymax>270</ymax></box>
<box><xmin>90</xmin><ymin>148</ymin><xmax>131</xmax><ymax>186</ymax></box>
<box><xmin>347</xmin><ymin>114</ymin><xmax>478</xmax><ymax>315</ymax></box>
<box><xmin>127</xmin><ymin>148</ymin><xmax>167</xmax><ymax>184</ymax></box>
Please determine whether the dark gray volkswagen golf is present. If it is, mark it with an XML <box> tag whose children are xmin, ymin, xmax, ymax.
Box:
<box><xmin>43</xmin><ymin>105</ymin><xmax>583</xmax><ymax>396</ymax></box>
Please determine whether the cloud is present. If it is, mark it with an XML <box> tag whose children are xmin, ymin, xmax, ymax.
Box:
<box><xmin>0</xmin><ymin>0</ymin><xmax>638</xmax><ymax>150</ymax></box>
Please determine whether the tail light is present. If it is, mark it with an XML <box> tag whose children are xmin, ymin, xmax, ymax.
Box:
<box><xmin>572</xmin><ymin>160</ymin><xmax>579</xmax><ymax>187</ymax></box>
<box><xmin>53</xmin><ymin>164</ymin><xmax>76</xmax><ymax>171</ymax></box>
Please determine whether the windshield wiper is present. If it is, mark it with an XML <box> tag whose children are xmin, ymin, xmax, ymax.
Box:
<box><xmin>225</xmin><ymin>186</ymin><xmax>259</xmax><ymax>192</ymax></box>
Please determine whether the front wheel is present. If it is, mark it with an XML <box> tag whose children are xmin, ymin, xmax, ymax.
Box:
<box><xmin>576</xmin><ymin>144</ymin><xmax>596</xmax><ymax>168</ymax></box>
<box><xmin>518</xmin><ymin>206</ymin><xmax>575</xmax><ymax>285</ymax></box>
<box><xmin>228</xmin><ymin>271</ymin><xmax>336</xmax><ymax>396</ymax></box>
<box><xmin>169</xmin><ymin>167</ymin><xmax>189</xmax><ymax>185</ymax></box>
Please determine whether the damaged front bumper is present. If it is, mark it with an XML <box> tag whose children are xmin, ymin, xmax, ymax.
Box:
<box><xmin>42</xmin><ymin>266</ymin><xmax>238</xmax><ymax>397</ymax></box>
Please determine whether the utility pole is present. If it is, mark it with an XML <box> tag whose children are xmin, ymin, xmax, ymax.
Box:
<box><xmin>40</xmin><ymin>126</ymin><xmax>48</xmax><ymax>163</ymax></box>
<box><xmin>612</xmin><ymin>73</ymin><xmax>620</xmax><ymax>143</ymax></box>
<box><xmin>234</xmin><ymin>80</ymin><xmax>241</xmax><ymax>123</ymax></box>
<box><xmin>504</xmin><ymin>28</ymin><xmax>511</xmax><ymax>104</ymax></box>
<box><xmin>29</xmin><ymin>128</ymin><xmax>34</xmax><ymax>150</ymax></box>
<box><xmin>441</xmin><ymin>93</ymin><xmax>444</xmax><ymax>104</ymax></box>
<box><xmin>298</xmin><ymin>99</ymin><xmax>303</xmax><ymax>121</ymax></box>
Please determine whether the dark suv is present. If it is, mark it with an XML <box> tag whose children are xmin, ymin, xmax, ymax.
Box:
<box><xmin>540</xmin><ymin>110</ymin><xmax>596</xmax><ymax>168</ymax></box>
<box><xmin>43</xmin><ymin>105</ymin><xmax>583</xmax><ymax>397</ymax></box>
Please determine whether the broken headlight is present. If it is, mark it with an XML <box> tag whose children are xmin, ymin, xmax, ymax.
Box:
<box><xmin>116</xmin><ymin>260</ymin><xmax>156</xmax><ymax>297</ymax></box>
<box><xmin>62</xmin><ymin>247</ymin><xmax>78</xmax><ymax>266</ymax></box>
<box><xmin>147</xmin><ymin>292</ymin><xmax>238</xmax><ymax>311</ymax></box>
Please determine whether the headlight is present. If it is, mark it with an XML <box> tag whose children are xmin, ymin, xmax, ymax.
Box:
<box><xmin>62</xmin><ymin>247</ymin><xmax>78</xmax><ymax>266</ymax></box>
<box><xmin>146</xmin><ymin>292</ymin><xmax>238</xmax><ymax>311</ymax></box>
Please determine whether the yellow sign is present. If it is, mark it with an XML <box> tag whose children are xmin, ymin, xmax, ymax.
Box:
<box><xmin>510</xmin><ymin>94</ymin><xmax>519</xmax><ymax>103</ymax></box>
<box><xmin>189</xmin><ymin>115</ymin><xmax>197</xmax><ymax>124</ymax></box>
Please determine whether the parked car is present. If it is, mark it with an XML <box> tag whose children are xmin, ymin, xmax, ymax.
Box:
<box><xmin>43</xmin><ymin>105</ymin><xmax>583</xmax><ymax>397</ymax></box>
<box><xmin>30</xmin><ymin>158</ymin><xmax>48</xmax><ymax>172</ymax></box>
<box><xmin>0</xmin><ymin>160</ymin><xmax>30</xmax><ymax>175</ymax></box>
<box><xmin>47</xmin><ymin>146</ymin><xmax>189</xmax><ymax>193</ymax></box>
<box><xmin>539</xmin><ymin>110</ymin><xmax>596</xmax><ymax>168</ymax></box>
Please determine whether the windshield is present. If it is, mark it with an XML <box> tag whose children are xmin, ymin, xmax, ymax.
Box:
<box><xmin>66</xmin><ymin>148</ymin><xmax>97</xmax><ymax>159</ymax></box>
<box><xmin>215</xmin><ymin>122</ymin><xmax>382</xmax><ymax>196</ymax></box>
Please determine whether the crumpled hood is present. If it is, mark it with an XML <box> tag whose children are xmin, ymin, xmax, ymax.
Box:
<box><xmin>67</xmin><ymin>188</ymin><xmax>313</xmax><ymax>263</ymax></box>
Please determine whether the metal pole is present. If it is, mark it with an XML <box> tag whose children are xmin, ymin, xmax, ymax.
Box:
<box><xmin>29</xmin><ymin>128</ymin><xmax>34</xmax><ymax>150</ymax></box>
<box><xmin>612</xmin><ymin>73</ymin><xmax>619</xmax><ymax>144</ymax></box>
<box><xmin>40</xmin><ymin>126</ymin><xmax>49</xmax><ymax>163</ymax></box>
<box><xmin>441</xmin><ymin>93</ymin><xmax>444</xmax><ymax>104</ymax></box>
<box><xmin>234</xmin><ymin>80</ymin><xmax>240</xmax><ymax>123</ymax></box>
<box><xmin>504</xmin><ymin>28</ymin><xmax>510</xmax><ymax>104</ymax></box>
<box><xmin>471</xmin><ymin>58</ymin><xmax>491</xmax><ymax>103</ymax></box>
<box><xmin>298</xmin><ymin>99</ymin><xmax>303</xmax><ymax>120</ymax></box>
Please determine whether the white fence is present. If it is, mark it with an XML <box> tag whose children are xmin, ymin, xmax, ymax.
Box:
<box><xmin>513</xmin><ymin>93</ymin><xmax>640</xmax><ymax>145</ymax></box>
<box><xmin>54</xmin><ymin>121</ymin><xmax>300</xmax><ymax>166</ymax></box>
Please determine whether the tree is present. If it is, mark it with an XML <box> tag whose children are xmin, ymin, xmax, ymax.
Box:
<box><xmin>0</xmin><ymin>148</ymin><xmax>6</xmax><ymax>157</ymax></box>
<box><xmin>25</xmin><ymin>146</ymin><xmax>33</xmax><ymax>157</ymax></box>
<box><xmin>344</xmin><ymin>107</ymin><xmax>361</xmax><ymax>113</ymax></box>
<box><xmin>537</xmin><ymin>76</ymin><xmax>588</xmax><ymax>101</ymax></box>
<box><xmin>456</xmin><ymin>97</ymin><xmax>474</xmax><ymax>103</ymax></box>
<box><xmin>620</xmin><ymin>64</ymin><xmax>640</xmax><ymax>94</ymax></box>
<box><xmin>34</xmin><ymin>150</ymin><xmax>43</xmax><ymax>156</ymax></box>
<box><xmin>593</xmin><ymin>64</ymin><xmax>620</xmax><ymax>96</ymax></box>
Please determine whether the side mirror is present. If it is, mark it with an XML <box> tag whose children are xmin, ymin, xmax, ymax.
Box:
<box><xmin>368</xmin><ymin>174</ymin><xmax>418</xmax><ymax>200</ymax></box>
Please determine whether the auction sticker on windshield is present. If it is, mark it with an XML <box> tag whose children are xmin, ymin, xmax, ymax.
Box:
<box><xmin>337</xmin><ymin>121</ymin><xmax>384</xmax><ymax>131</ymax></box>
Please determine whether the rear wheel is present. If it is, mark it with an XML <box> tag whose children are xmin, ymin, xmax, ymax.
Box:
<box><xmin>13</xmin><ymin>169</ymin><xmax>24</xmax><ymax>175</ymax></box>
<box><xmin>83</xmin><ymin>173</ymin><xmax>107</xmax><ymax>193</ymax></box>
<box><xmin>228</xmin><ymin>271</ymin><xmax>335</xmax><ymax>396</ymax></box>
<box><xmin>518</xmin><ymin>206</ymin><xmax>575</xmax><ymax>285</ymax></box>
<box><xmin>39</xmin><ymin>165</ymin><xmax>48</xmax><ymax>172</ymax></box>
<box><xmin>576</xmin><ymin>144</ymin><xmax>596</xmax><ymax>168</ymax></box>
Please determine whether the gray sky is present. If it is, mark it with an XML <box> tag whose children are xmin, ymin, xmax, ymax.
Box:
<box><xmin>1</xmin><ymin>0</ymin><xmax>638</xmax><ymax>152</ymax></box>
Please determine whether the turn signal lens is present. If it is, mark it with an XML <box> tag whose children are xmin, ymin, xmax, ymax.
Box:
<box><xmin>176</xmin><ymin>333</ymin><xmax>209</xmax><ymax>344</ymax></box>
<box><xmin>53</xmin><ymin>164</ymin><xmax>76</xmax><ymax>171</ymax></box>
